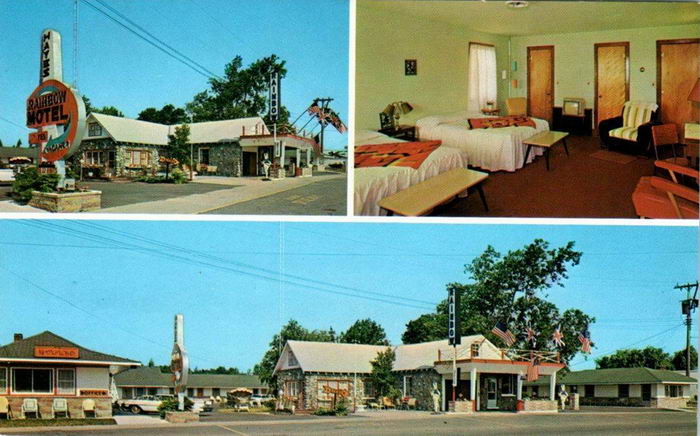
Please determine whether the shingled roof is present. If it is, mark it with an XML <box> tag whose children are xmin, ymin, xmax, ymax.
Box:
<box><xmin>0</xmin><ymin>331</ymin><xmax>139</xmax><ymax>365</ymax></box>
<box><xmin>525</xmin><ymin>367</ymin><xmax>698</xmax><ymax>386</ymax></box>
<box><xmin>114</xmin><ymin>366</ymin><xmax>267</xmax><ymax>389</ymax></box>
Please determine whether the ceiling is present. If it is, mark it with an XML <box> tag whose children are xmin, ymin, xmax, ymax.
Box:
<box><xmin>362</xmin><ymin>1</ymin><xmax>700</xmax><ymax>36</ymax></box>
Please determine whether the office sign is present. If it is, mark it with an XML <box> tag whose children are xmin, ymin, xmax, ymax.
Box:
<box><xmin>448</xmin><ymin>288</ymin><xmax>460</xmax><ymax>346</ymax></box>
<box><xmin>26</xmin><ymin>79</ymin><xmax>86</xmax><ymax>162</ymax></box>
<box><xmin>34</xmin><ymin>346</ymin><xmax>80</xmax><ymax>359</ymax></box>
<box><xmin>39</xmin><ymin>29</ymin><xmax>62</xmax><ymax>83</ymax></box>
<box><xmin>269</xmin><ymin>72</ymin><xmax>281</xmax><ymax>122</ymax></box>
<box><xmin>171</xmin><ymin>314</ymin><xmax>188</xmax><ymax>391</ymax></box>
<box><xmin>80</xmin><ymin>390</ymin><xmax>108</xmax><ymax>397</ymax></box>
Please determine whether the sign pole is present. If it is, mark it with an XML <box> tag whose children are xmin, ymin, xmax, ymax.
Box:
<box><xmin>447</xmin><ymin>288</ymin><xmax>461</xmax><ymax>406</ymax></box>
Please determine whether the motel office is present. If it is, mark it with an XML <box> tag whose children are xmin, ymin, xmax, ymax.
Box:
<box><xmin>75</xmin><ymin>113</ymin><xmax>318</xmax><ymax>179</ymax></box>
<box><xmin>274</xmin><ymin>335</ymin><xmax>566</xmax><ymax>413</ymax></box>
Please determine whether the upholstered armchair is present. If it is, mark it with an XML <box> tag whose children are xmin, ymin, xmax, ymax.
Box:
<box><xmin>599</xmin><ymin>101</ymin><xmax>659</xmax><ymax>154</ymax></box>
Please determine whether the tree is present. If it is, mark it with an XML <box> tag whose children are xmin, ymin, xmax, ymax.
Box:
<box><xmin>672</xmin><ymin>346</ymin><xmax>698</xmax><ymax>371</ymax></box>
<box><xmin>82</xmin><ymin>95</ymin><xmax>93</xmax><ymax>114</ymax></box>
<box><xmin>138</xmin><ymin>104</ymin><xmax>189</xmax><ymax>125</ymax></box>
<box><xmin>253</xmin><ymin>320</ymin><xmax>335</xmax><ymax>391</ymax></box>
<box><xmin>15</xmin><ymin>139</ymin><xmax>21</xmax><ymax>147</ymax></box>
<box><xmin>0</xmin><ymin>139</ymin><xmax>4</xmax><ymax>147</ymax></box>
<box><xmin>339</xmin><ymin>318</ymin><xmax>389</xmax><ymax>345</ymax></box>
<box><xmin>401</xmin><ymin>239</ymin><xmax>592</xmax><ymax>364</ymax></box>
<box><xmin>147</xmin><ymin>358</ymin><xmax>155</xmax><ymax>367</ymax></box>
<box><xmin>165</xmin><ymin>124</ymin><xmax>191</xmax><ymax>180</ymax></box>
<box><xmin>369</xmin><ymin>347</ymin><xmax>397</xmax><ymax>398</ymax></box>
<box><xmin>186</xmin><ymin>54</ymin><xmax>293</xmax><ymax>131</ymax></box>
<box><xmin>92</xmin><ymin>105</ymin><xmax>124</xmax><ymax>117</ymax></box>
<box><xmin>596</xmin><ymin>347</ymin><xmax>673</xmax><ymax>370</ymax></box>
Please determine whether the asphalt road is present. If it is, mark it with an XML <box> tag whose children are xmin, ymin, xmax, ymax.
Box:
<box><xmin>78</xmin><ymin>180</ymin><xmax>233</xmax><ymax>209</ymax></box>
<box><xmin>4</xmin><ymin>410</ymin><xmax>695</xmax><ymax>435</ymax></box>
<box><xmin>203</xmin><ymin>177</ymin><xmax>347</xmax><ymax>215</ymax></box>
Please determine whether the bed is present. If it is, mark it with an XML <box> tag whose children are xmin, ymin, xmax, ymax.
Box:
<box><xmin>354</xmin><ymin>130</ymin><xmax>469</xmax><ymax>216</ymax></box>
<box><xmin>416</xmin><ymin>111</ymin><xmax>550</xmax><ymax>172</ymax></box>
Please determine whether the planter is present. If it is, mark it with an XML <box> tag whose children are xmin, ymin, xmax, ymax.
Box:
<box><xmin>299</xmin><ymin>167</ymin><xmax>313</xmax><ymax>177</ymax></box>
<box><xmin>28</xmin><ymin>190</ymin><xmax>102</xmax><ymax>213</ymax></box>
<box><xmin>516</xmin><ymin>399</ymin><xmax>524</xmax><ymax>411</ymax></box>
<box><xmin>448</xmin><ymin>400</ymin><xmax>474</xmax><ymax>413</ymax></box>
<box><xmin>164</xmin><ymin>411</ymin><xmax>199</xmax><ymax>423</ymax></box>
<box><xmin>520</xmin><ymin>399</ymin><xmax>558</xmax><ymax>413</ymax></box>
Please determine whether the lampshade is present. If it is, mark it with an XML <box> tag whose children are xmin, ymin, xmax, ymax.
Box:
<box><xmin>397</xmin><ymin>101</ymin><xmax>414</xmax><ymax>115</ymax></box>
<box><xmin>689</xmin><ymin>78</ymin><xmax>700</xmax><ymax>103</ymax></box>
<box><xmin>382</xmin><ymin>104</ymin><xmax>396</xmax><ymax>116</ymax></box>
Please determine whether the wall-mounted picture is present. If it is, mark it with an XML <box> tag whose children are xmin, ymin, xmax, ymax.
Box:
<box><xmin>405</xmin><ymin>59</ymin><xmax>418</xmax><ymax>76</ymax></box>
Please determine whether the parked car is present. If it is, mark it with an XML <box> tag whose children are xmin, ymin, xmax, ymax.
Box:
<box><xmin>0</xmin><ymin>168</ymin><xmax>15</xmax><ymax>184</ymax></box>
<box><xmin>118</xmin><ymin>395</ymin><xmax>172</xmax><ymax>414</ymax></box>
<box><xmin>192</xmin><ymin>398</ymin><xmax>214</xmax><ymax>413</ymax></box>
<box><xmin>249</xmin><ymin>394</ymin><xmax>265</xmax><ymax>407</ymax></box>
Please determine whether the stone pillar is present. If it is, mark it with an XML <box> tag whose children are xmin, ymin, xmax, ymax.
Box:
<box><xmin>549</xmin><ymin>372</ymin><xmax>556</xmax><ymax>401</ymax></box>
<box><xmin>517</xmin><ymin>375</ymin><xmax>523</xmax><ymax>401</ymax></box>
<box><xmin>306</xmin><ymin>148</ymin><xmax>311</xmax><ymax>166</ymax></box>
<box><xmin>470</xmin><ymin>368</ymin><xmax>478</xmax><ymax>411</ymax></box>
<box><xmin>280</xmin><ymin>142</ymin><xmax>286</xmax><ymax>167</ymax></box>
<box><xmin>296</xmin><ymin>148</ymin><xmax>301</xmax><ymax>167</ymax></box>
<box><xmin>441</xmin><ymin>376</ymin><xmax>446</xmax><ymax>412</ymax></box>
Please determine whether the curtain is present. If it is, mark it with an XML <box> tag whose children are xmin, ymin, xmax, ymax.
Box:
<box><xmin>468</xmin><ymin>44</ymin><xmax>498</xmax><ymax>113</ymax></box>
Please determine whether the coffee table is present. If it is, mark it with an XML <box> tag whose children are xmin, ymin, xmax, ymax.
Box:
<box><xmin>523</xmin><ymin>131</ymin><xmax>570</xmax><ymax>170</ymax></box>
<box><xmin>377</xmin><ymin>168</ymin><xmax>489</xmax><ymax>216</ymax></box>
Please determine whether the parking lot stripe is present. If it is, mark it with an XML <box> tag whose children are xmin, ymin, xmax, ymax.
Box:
<box><xmin>216</xmin><ymin>424</ymin><xmax>251</xmax><ymax>436</ymax></box>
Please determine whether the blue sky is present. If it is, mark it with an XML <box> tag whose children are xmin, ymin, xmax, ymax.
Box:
<box><xmin>0</xmin><ymin>0</ymin><xmax>349</xmax><ymax>150</ymax></box>
<box><xmin>0</xmin><ymin>219</ymin><xmax>696</xmax><ymax>372</ymax></box>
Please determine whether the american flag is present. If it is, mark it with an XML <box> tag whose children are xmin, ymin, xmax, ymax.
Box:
<box><xmin>525</xmin><ymin>327</ymin><xmax>537</xmax><ymax>346</ymax></box>
<box><xmin>526</xmin><ymin>356</ymin><xmax>540</xmax><ymax>382</ymax></box>
<box><xmin>492</xmin><ymin>321</ymin><xmax>516</xmax><ymax>347</ymax></box>
<box><xmin>552</xmin><ymin>327</ymin><xmax>565</xmax><ymax>347</ymax></box>
<box><xmin>578</xmin><ymin>329</ymin><xmax>592</xmax><ymax>354</ymax></box>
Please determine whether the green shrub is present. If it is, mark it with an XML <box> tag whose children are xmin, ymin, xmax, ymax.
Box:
<box><xmin>157</xmin><ymin>396</ymin><xmax>193</xmax><ymax>419</ymax></box>
<box><xmin>11</xmin><ymin>167</ymin><xmax>60</xmax><ymax>203</ymax></box>
<box><xmin>262</xmin><ymin>399</ymin><xmax>276</xmax><ymax>409</ymax></box>
<box><xmin>312</xmin><ymin>398</ymin><xmax>349</xmax><ymax>416</ymax></box>
<box><xmin>171</xmin><ymin>168</ymin><xmax>187</xmax><ymax>184</ymax></box>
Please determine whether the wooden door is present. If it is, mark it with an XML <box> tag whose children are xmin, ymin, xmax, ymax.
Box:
<box><xmin>595</xmin><ymin>42</ymin><xmax>629</xmax><ymax>127</ymax></box>
<box><xmin>528</xmin><ymin>46</ymin><xmax>554</xmax><ymax>122</ymax></box>
<box><xmin>658</xmin><ymin>39</ymin><xmax>700</xmax><ymax>138</ymax></box>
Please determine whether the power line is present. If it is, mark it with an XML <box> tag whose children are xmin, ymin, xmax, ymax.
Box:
<box><xmin>0</xmin><ymin>115</ymin><xmax>30</xmax><ymax>131</ymax></box>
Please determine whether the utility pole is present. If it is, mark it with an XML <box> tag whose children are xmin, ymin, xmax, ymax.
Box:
<box><xmin>674</xmin><ymin>281</ymin><xmax>698</xmax><ymax>377</ymax></box>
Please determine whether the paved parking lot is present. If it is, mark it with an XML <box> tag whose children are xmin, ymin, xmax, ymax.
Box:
<box><xmin>2</xmin><ymin>409</ymin><xmax>694</xmax><ymax>435</ymax></box>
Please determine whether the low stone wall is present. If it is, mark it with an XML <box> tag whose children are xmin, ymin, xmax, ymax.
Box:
<box><xmin>521</xmin><ymin>399</ymin><xmax>558</xmax><ymax>413</ymax></box>
<box><xmin>651</xmin><ymin>397</ymin><xmax>688</xmax><ymax>409</ymax></box>
<box><xmin>165</xmin><ymin>411</ymin><xmax>199</xmax><ymax>423</ymax></box>
<box><xmin>448</xmin><ymin>400</ymin><xmax>474</xmax><ymax>413</ymax></box>
<box><xmin>580</xmin><ymin>397</ymin><xmax>650</xmax><ymax>407</ymax></box>
<box><xmin>29</xmin><ymin>190</ymin><xmax>101</xmax><ymax>212</ymax></box>
<box><xmin>5</xmin><ymin>396</ymin><xmax>112</xmax><ymax>418</ymax></box>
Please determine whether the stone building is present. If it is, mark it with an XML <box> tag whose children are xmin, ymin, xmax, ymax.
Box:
<box><xmin>273</xmin><ymin>335</ymin><xmax>566</xmax><ymax>413</ymax></box>
<box><xmin>524</xmin><ymin>367</ymin><xmax>697</xmax><ymax>408</ymax></box>
<box><xmin>114</xmin><ymin>366</ymin><xmax>269</xmax><ymax>400</ymax></box>
<box><xmin>74</xmin><ymin>113</ymin><xmax>318</xmax><ymax>179</ymax></box>
<box><xmin>0</xmin><ymin>331</ymin><xmax>139</xmax><ymax>418</ymax></box>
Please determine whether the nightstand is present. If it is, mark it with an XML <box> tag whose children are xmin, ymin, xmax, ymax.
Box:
<box><xmin>379</xmin><ymin>124</ymin><xmax>416</xmax><ymax>141</ymax></box>
<box><xmin>481</xmin><ymin>108</ymin><xmax>500</xmax><ymax>116</ymax></box>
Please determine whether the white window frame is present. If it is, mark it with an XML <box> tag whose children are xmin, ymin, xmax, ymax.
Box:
<box><xmin>11</xmin><ymin>367</ymin><xmax>54</xmax><ymax>394</ymax></box>
<box><xmin>467</xmin><ymin>42</ymin><xmax>498</xmax><ymax>113</ymax></box>
<box><xmin>88</xmin><ymin>122</ymin><xmax>102</xmax><ymax>137</ymax></box>
<box><xmin>85</xmin><ymin>151</ymin><xmax>102</xmax><ymax>165</ymax></box>
<box><xmin>57</xmin><ymin>368</ymin><xmax>75</xmax><ymax>395</ymax></box>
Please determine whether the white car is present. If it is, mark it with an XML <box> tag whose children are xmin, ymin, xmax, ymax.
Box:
<box><xmin>118</xmin><ymin>395</ymin><xmax>171</xmax><ymax>414</ymax></box>
<box><xmin>0</xmin><ymin>169</ymin><xmax>14</xmax><ymax>184</ymax></box>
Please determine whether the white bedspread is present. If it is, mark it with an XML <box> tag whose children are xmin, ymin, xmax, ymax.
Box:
<box><xmin>354</xmin><ymin>130</ymin><xmax>469</xmax><ymax>216</ymax></box>
<box><xmin>417</xmin><ymin>113</ymin><xmax>550</xmax><ymax>172</ymax></box>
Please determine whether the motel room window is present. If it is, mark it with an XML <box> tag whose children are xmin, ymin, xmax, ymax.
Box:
<box><xmin>199</xmin><ymin>148</ymin><xmax>210</xmax><ymax>165</ymax></box>
<box><xmin>129</xmin><ymin>150</ymin><xmax>150</xmax><ymax>167</ymax></box>
<box><xmin>57</xmin><ymin>369</ymin><xmax>76</xmax><ymax>395</ymax></box>
<box><xmin>213</xmin><ymin>388</ymin><xmax>221</xmax><ymax>397</ymax></box>
<box><xmin>618</xmin><ymin>384</ymin><xmax>629</xmax><ymax>398</ymax></box>
<box><xmin>584</xmin><ymin>385</ymin><xmax>595</xmax><ymax>398</ymax></box>
<box><xmin>570</xmin><ymin>385</ymin><xmax>578</xmax><ymax>394</ymax></box>
<box><xmin>148</xmin><ymin>387</ymin><xmax>157</xmax><ymax>396</ymax></box>
<box><xmin>531</xmin><ymin>386</ymin><xmax>539</xmax><ymax>398</ymax></box>
<box><xmin>317</xmin><ymin>380</ymin><xmax>351</xmax><ymax>408</ymax></box>
<box><xmin>467</xmin><ymin>43</ymin><xmax>497</xmax><ymax>113</ymax></box>
<box><xmin>502</xmin><ymin>375</ymin><xmax>514</xmax><ymax>395</ymax></box>
<box><xmin>403</xmin><ymin>376</ymin><xmax>413</xmax><ymax>396</ymax></box>
<box><xmin>197</xmin><ymin>388</ymin><xmax>204</xmax><ymax>397</ymax></box>
<box><xmin>0</xmin><ymin>368</ymin><xmax>6</xmax><ymax>392</ymax></box>
<box><xmin>169</xmin><ymin>388</ymin><xmax>175</xmax><ymax>395</ymax></box>
<box><xmin>187</xmin><ymin>388</ymin><xmax>194</xmax><ymax>397</ymax></box>
<box><xmin>88</xmin><ymin>122</ymin><xmax>102</xmax><ymax>137</ymax></box>
<box><xmin>363</xmin><ymin>379</ymin><xmax>376</xmax><ymax>398</ymax></box>
<box><xmin>136</xmin><ymin>387</ymin><xmax>145</xmax><ymax>397</ymax></box>
<box><xmin>665</xmin><ymin>385</ymin><xmax>682</xmax><ymax>397</ymax></box>
<box><xmin>85</xmin><ymin>151</ymin><xmax>102</xmax><ymax>165</ymax></box>
<box><xmin>11</xmin><ymin>368</ymin><xmax>53</xmax><ymax>394</ymax></box>
<box><xmin>470</xmin><ymin>343</ymin><xmax>480</xmax><ymax>357</ymax></box>
<box><xmin>122</xmin><ymin>387</ymin><xmax>133</xmax><ymax>399</ymax></box>
<box><xmin>285</xmin><ymin>380</ymin><xmax>301</xmax><ymax>397</ymax></box>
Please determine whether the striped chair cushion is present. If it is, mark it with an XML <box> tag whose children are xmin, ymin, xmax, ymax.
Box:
<box><xmin>609</xmin><ymin>126</ymin><xmax>639</xmax><ymax>142</ymax></box>
<box><xmin>622</xmin><ymin>103</ymin><xmax>655</xmax><ymax>129</ymax></box>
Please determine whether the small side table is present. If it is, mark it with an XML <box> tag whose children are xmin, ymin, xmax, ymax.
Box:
<box><xmin>523</xmin><ymin>131</ymin><xmax>570</xmax><ymax>171</ymax></box>
<box><xmin>481</xmin><ymin>108</ymin><xmax>500</xmax><ymax>116</ymax></box>
<box><xmin>379</xmin><ymin>124</ymin><xmax>416</xmax><ymax>141</ymax></box>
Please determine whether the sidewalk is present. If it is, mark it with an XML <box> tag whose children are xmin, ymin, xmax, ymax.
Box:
<box><xmin>96</xmin><ymin>173</ymin><xmax>345</xmax><ymax>214</ymax></box>
<box><xmin>0</xmin><ymin>200</ymin><xmax>47</xmax><ymax>213</ymax></box>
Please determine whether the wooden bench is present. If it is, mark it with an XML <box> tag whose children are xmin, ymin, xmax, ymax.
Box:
<box><xmin>378</xmin><ymin>168</ymin><xmax>489</xmax><ymax>216</ymax></box>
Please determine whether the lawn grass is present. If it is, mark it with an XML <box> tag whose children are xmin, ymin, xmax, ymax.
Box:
<box><xmin>0</xmin><ymin>418</ymin><xmax>116</xmax><ymax>427</ymax></box>
<box><xmin>216</xmin><ymin>406</ymin><xmax>272</xmax><ymax>414</ymax></box>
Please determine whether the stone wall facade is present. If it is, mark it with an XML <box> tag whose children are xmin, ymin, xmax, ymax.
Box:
<box><xmin>196</xmin><ymin>144</ymin><xmax>242</xmax><ymax>177</ymax></box>
<box><xmin>448</xmin><ymin>400</ymin><xmax>474</xmax><ymax>413</ymax></box>
<box><xmin>72</xmin><ymin>139</ymin><xmax>161</xmax><ymax>179</ymax></box>
<box><xmin>5</xmin><ymin>396</ymin><xmax>112</xmax><ymax>418</ymax></box>
<box><xmin>650</xmin><ymin>397</ymin><xmax>688</xmax><ymax>409</ymax></box>
<box><xmin>394</xmin><ymin>370</ymin><xmax>442</xmax><ymax>411</ymax></box>
<box><xmin>277</xmin><ymin>369</ymin><xmax>373</xmax><ymax>411</ymax></box>
<box><xmin>521</xmin><ymin>399</ymin><xmax>558</xmax><ymax>412</ymax></box>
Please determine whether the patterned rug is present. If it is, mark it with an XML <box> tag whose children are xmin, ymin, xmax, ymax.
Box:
<box><xmin>590</xmin><ymin>150</ymin><xmax>637</xmax><ymax>165</ymax></box>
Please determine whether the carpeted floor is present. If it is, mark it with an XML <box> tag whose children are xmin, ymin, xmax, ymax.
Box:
<box><xmin>434</xmin><ymin>134</ymin><xmax>654</xmax><ymax>218</ymax></box>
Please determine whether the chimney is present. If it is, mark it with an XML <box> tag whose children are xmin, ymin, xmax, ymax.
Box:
<box><xmin>13</xmin><ymin>333</ymin><xmax>23</xmax><ymax>342</ymax></box>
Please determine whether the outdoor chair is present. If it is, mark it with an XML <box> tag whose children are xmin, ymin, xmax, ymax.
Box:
<box><xmin>22</xmin><ymin>398</ymin><xmax>39</xmax><ymax>419</ymax></box>
<box><xmin>505</xmin><ymin>97</ymin><xmax>527</xmax><ymax>116</ymax></box>
<box><xmin>82</xmin><ymin>399</ymin><xmax>96</xmax><ymax>418</ymax></box>
<box><xmin>367</xmin><ymin>399</ymin><xmax>380</xmax><ymax>410</ymax></box>
<box><xmin>236</xmin><ymin>398</ymin><xmax>250</xmax><ymax>412</ymax></box>
<box><xmin>632</xmin><ymin>161</ymin><xmax>699</xmax><ymax>219</ymax></box>
<box><xmin>406</xmin><ymin>397</ymin><xmax>417</xmax><ymax>410</ymax></box>
<box><xmin>52</xmin><ymin>398</ymin><xmax>68</xmax><ymax>418</ymax></box>
<box><xmin>0</xmin><ymin>396</ymin><xmax>10</xmax><ymax>419</ymax></box>
<box><xmin>206</xmin><ymin>165</ymin><xmax>218</xmax><ymax>175</ymax></box>
<box><xmin>382</xmin><ymin>397</ymin><xmax>395</xmax><ymax>409</ymax></box>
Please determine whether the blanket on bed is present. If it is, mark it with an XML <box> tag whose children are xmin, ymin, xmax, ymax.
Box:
<box><xmin>354</xmin><ymin>140</ymin><xmax>442</xmax><ymax>169</ymax></box>
<box><xmin>468</xmin><ymin>116</ymin><xmax>536</xmax><ymax>129</ymax></box>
